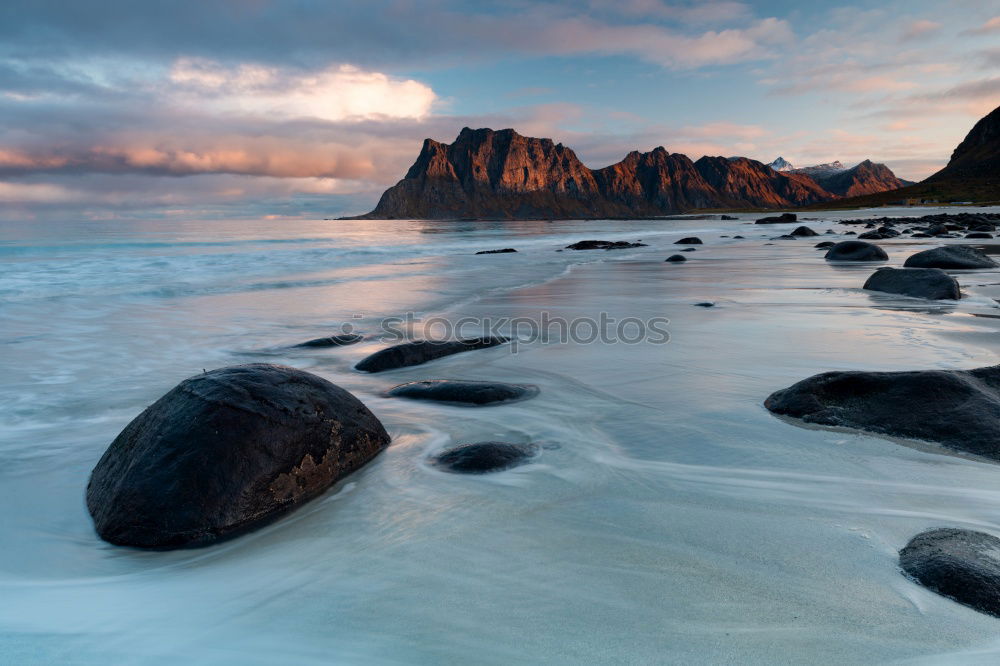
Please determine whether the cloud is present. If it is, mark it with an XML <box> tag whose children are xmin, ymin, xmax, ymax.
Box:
<box><xmin>962</xmin><ymin>16</ymin><xmax>1000</xmax><ymax>36</ymax></box>
<box><xmin>168</xmin><ymin>59</ymin><xmax>437</xmax><ymax>122</ymax></box>
<box><xmin>900</xmin><ymin>19</ymin><xmax>941</xmax><ymax>41</ymax></box>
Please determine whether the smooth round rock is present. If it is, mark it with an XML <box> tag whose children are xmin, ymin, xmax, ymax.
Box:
<box><xmin>791</xmin><ymin>226</ymin><xmax>818</xmax><ymax>237</ymax></box>
<box><xmin>903</xmin><ymin>246</ymin><xmax>998</xmax><ymax>270</ymax></box>
<box><xmin>355</xmin><ymin>337</ymin><xmax>508</xmax><ymax>373</ymax></box>
<box><xmin>824</xmin><ymin>240</ymin><xmax>889</xmax><ymax>262</ymax></box>
<box><xmin>814</xmin><ymin>241</ymin><xmax>835</xmax><ymax>249</ymax></box>
<box><xmin>900</xmin><ymin>528</ymin><xmax>1000</xmax><ymax>617</ymax></box>
<box><xmin>87</xmin><ymin>364</ymin><xmax>390</xmax><ymax>549</ymax></box>
<box><xmin>431</xmin><ymin>442</ymin><xmax>538</xmax><ymax>474</ymax></box>
<box><xmin>665</xmin><ymin>254</ymin><xmax>687</xmax><ymax>263</ymax></box>
<box><xmin>386</xmin><ymin>380</ymin><xmax>539</xmax><ymax>406</ymax></box>
<box><xmin>674</xmin><ymin>237</ymin><xmax>703</xmax><ymax>245</ymax></box>
<box><xmin>863</xmin><ymin>267</ymin><xmax>961</xmax><ymax>300</ymax></box>
<box><xmin>294</xmin><ymin>333</ymin><xmax>363</xmax><ymax>348</ymax></box>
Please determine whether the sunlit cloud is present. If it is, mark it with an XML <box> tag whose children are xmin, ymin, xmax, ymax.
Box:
<box><xmin>961</xmin><ymin>16</ymin><xmax>1000</xmax><ymax>36</ymax></box>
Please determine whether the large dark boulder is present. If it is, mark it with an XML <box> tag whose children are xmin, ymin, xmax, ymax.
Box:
<box><xmin>355</xmin><ymin>337</ymin><xmax>508</xmax><ymax>373</ymax></box>
<box><xmin>86</xmin><ymin>364</ymin><xmax>390</xmax><ymax>549</ymax></box>
<box><xmin>824</xmin><ymin>240</ymin><xmax>889</xmax><ymax>262</ymax></box>
<box><xmin>431</xmin><ymin>442</ymin><xmax>538</xmax><ymax>474</ymax></box>
<box><xmin>755</xmin><ymin>213</ymin><xmax>797</xmax><ymax>224</ymax></box>
<box><xmin>293</xmin><ymin>333</ymin><xmax>363</xmax><ymax>348</ymax></box>
<box><xmin>903</xmin><ymin>246</ymin><xmax>998</xmax><ymax>270</ymax></box>
<box><xmin>764</xmin><ymin>365</ymin><xmax>1000</xmax><ymax>461</ymax></box>
<box><xmin>565</xmin><ymin>240</ymin><xmax>647</xmax><ymax>251</ymax></box>
<box><xmin>863</xmin><ymin>267</ymin><xmax>961</xmax><ymax>300</ymax></box>
<box><xmin>386</xmin><ymin>380</ymin><xmax>538</xmax><ymax>406</ymax></box>
<box><xmin>900</xmin><ymin>528</ymin><xmax>1000</xmax><ymax>617</ymax></box>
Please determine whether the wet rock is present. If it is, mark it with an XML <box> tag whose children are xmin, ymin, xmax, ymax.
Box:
<box><xmin>900</xmin><ymin>528</ymin><xmax>1000</xmax><ymax>618</ymax></box>
<box><xmin>431</xmin><ymin>441</ymin><xmax>538</xmax><ymax>474</ymax></box>
<box><xmin>764</xmin><ymin>365</ymin><xmax>1000</xmax><ymax>461</ymax></box>
<box><xmin>694</xmin><ymin>302</ymin><xmax>715</xmax><ymax>307</ymax></box>
<box><xmin>674</xmin><ymin>237</ymin><xmax>703</xmax><ymax>245</ymax></box>
<box><xmin>755</xmin><ymin>213</ymin><xmax>797</xmax><ymax>224</ymax></box>
<box><xmin>566</xmin><ymin>240</ymin><xmax>647</xmax><ymax>251</ymax></box>
<box><xmin>863</xmin><ymin>267</ymin><xmax>960</xmax><ymax>300</ymax></box>
<box><xmin>721</xmin><ymin>215</ymin><xmax>738</xmax><ymax>220</ymax></box>
<box><xmin>966</xmin><ymin>232</ymin><xmax>994</xmax><ymax>239</ymax></box>
<box><xmin>791</xmin><ymin>226</ymin><xmax>819</xmax><ymax>237</ymax></box>
<box><xmin>355</xmin><ymin>337</ymin><xmax>509</xmax><ymax>373</ymax></box>
<box><xmin>86</xmin><ymin>364</ymin><xmax>391</xmax><ymax>549</ymax></box>
<box><xmin>681</xmin><ymin>247</ymin><xmax>697</xmax><ymax>252</ymax></box>
<box><xmin>814</xmin><ymin>241</ymin><xmax>835</xmax><ymax>249</ymax></box>
<box><xmin>904</xmin><ymin>246</ymin><xmax>998</xmax><ymax>269</ymax></box>
<box><xmin>475</xmin><ymin>248</ymin><xmax>517</xmax><ymax>254</ymax></box>
<box><xmin>824</xmin><ymin>240</ymin><xmax>889</xmax><ymax>262</ymax></box>
<box><xmin>293</xmin><ymin>333</ymin><xmax>363</xmax><ymax>348</ymax></box>
<box><xmin>386</xmin><ymin>380</ymin><xmax>538</xmax><ymax>406</ymax></box>
<box><xmin>665</xmin><ymin>254</ymin><xmax>687</xmax><ymax>262</ymax></box>
<box><xmin>733</xmin><ymin>235</ymin><xmax>745</xmax><ymax>239</ymax></box>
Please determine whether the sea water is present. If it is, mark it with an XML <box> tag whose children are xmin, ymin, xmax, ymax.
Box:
<box><xmin>3</xmin><ymin>208</ymin><xmax>1000</xmax><ymax>663</ymax></box>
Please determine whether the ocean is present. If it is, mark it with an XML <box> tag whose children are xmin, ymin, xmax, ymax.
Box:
<box><xmin>3</xmin><ymin>208</ymin><xmax>1000</xmax><ymax>663</ymax></box>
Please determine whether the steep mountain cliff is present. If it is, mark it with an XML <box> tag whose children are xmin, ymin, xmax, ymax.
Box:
<box><xmin>352</xmin><ymin>127</ymin><xmax>906</xmax><ymax>219</ymax></box>
<box><xmin>694</xmin><ymin>156</ymin><xmax>833</xmax><ymax>208</ymax></box>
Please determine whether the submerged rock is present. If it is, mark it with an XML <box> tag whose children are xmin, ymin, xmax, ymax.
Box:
<box><xmin>86</xmin><ymin>364</ymin><xmax>390</xmax><ymax>549</ymax></box>
<box><xmin>665</xmin><ymin>254</ymin><xmax>687</xmax><ymax>263</ymax></box>
<box><xmin>475</xmin><ymin>248</ymin><xmax>517</xmax><ymax>254</ymax></box>
<box><xmin>565</xmin><ymin>240</ymin><xmax>647</xmax><ymax>251</ymax></box>
<box><xmin>824</xmin><ymin>240</ymin><xmax>889</xmax><ymax>262</ymax></box>
<box><xmin>681</xmin><ymin>247</ymin><xmax>697</xmax><ymax>252</ymax></box>
<box><xmin>674</xmin><ymin>237</ymin><xmax>703</xmax><ymax>245</ymax></box>
<box><xmin>903</xmin><ymin>246</ymin><xmax>998</xmax><ymax>270</ymax></box>
<box><xmin>814</xmin><ymin>241</ymin><xmax>835</xmax><ymax>249</ymax></box>
<box><xmin>432</xmin><ymin>441</ymin><xmax>538</xmax><ymax>474</ymax></box>
<box><xmin>755</xmin><ymin>213</ymin><xmax>797</xmax><ymax>224</ymax></box>
<box><xmin>355</xmin><ymin>337</ymin><xmax>508</xmax><ymax>373</ymax></box>
<box><xmin>293</xmin><ymin>333</ymin><xmax>363</xmax><ymax>348</ymax></box>
<box><xmin>694</xmin><ymin>301</ymin><xmax>715</xmax><ymax>307</ymax></box>
<box><xmin>900</xmin><ymin>528</ymin><xmax>1000</xmax><ymax>617</ymax></box>
<box><xmin>863</xmin><ymin>267</ymin><xmax>961</xmax><ymax>300</ymax></box>
<box><xmin>386</xmin><ymin>380</ymin><xmax>538</xmax><ymax>406</ymax></box>
<box><xmin>764</xmin><ymin>365</ymin><xmax>1000</xmax><ymax>461</ymax></box>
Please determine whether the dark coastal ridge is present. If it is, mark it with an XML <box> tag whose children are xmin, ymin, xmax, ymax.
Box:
<box><xmin>347</xmin><ymin>104</ymin><xmax>999</xmax><ymax>221</ymax></box>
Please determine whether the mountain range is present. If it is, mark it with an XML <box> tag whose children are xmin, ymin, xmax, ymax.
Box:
<box><xmin>808</xmin><ymin>104</ymin><xmax>1000</xmax><ymax>208</ymax></box>
<box><xmin>352</xmin><ymin>105</ymin><xmax>999</xmax><ymax>219</ymax></box>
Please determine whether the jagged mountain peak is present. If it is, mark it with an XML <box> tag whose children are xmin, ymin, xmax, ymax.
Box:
<box><xmin>350</xmin><ymin>128</ymin><xmax>906</xmax><ymax>219</ymax></box>
<box><xmin>768</xmin><ymin>156</ymin><xmax>794</xmax><ymax>172</ymax></box>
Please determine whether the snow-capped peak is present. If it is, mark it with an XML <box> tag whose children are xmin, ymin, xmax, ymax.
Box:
<box><xmin>768</xmin><ymin>156</ymin><xmax>794</xmax><ymax>172</ymax></box>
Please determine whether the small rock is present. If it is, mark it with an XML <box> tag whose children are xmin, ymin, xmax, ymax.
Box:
<box><xmin>293</xmin><ymin>333</ymin><xmax>363</xmax><ymax>348</ymax></box>
<box><xmin>824</xmin><ymin>241</ymin><xmax>889</xmax><ymax>262</ymax></box>
<box><xmin>904</xmin><ymin>246</ymin><xmax>998</xmax><ymax>270</ymax></box>
<box><xmin>475</xmin><ymin>248</ymin><xmax>517</xmax><ymax>254</ymax></box>
<box><xmin>791</xmin><ymin>226</ymin><xmax>818</xmax><ymax>237</ymax></box>
<box><xmin>863</xmin><ymin>267</ymin><xmax>960</xmax><ymax>300</ymax></box>
<box><xmin>814</xmin><ymin>241</ymin><xmax>835</xmax><ymax>249</ymax></box>
<box><xmin>900</xmin><ymin>528</ymin><xmax>1000</xmax><ymax>618</ymax></box>
<box><xmin>432</xmin><ymin>442</ymin><xmax>538</xmax><ymax>474</ymax></box>
<box><xmin>355</xmin><ymin>337</ymin><xmax>509</xmax><ymax>373</ymax></box>
<box><xmin>755</xmin><ymin>213</ymin><xmax>797</xmax><ymax>224</ymax></box>
<box><xmin>386</xmin><ymin>380</ymin><xmax>538</xmax><ymax>406</ymax></box>
<box><xmin>694</xmin><ymin>302</ymin><xmax>715</xmax><ymax>307</ymax></box>
<box><xmin>566</xmin><ymin>240</ymin><xmax>647</xmax><ymax>251</ymax></box>
<box><xmin>665</xmin><ymin>254</ymin><xmax>687</xmax><ymax>263</ymax></box>
<box><xmin>674</xmin><ymin>237</ymin><xmax>703</xmax><ymax>245</ymax></box>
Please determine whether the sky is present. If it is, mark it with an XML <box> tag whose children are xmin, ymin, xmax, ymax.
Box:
<box><xmin>0</xmin><ymin>0</ymin><xmax>998</xmax><ymax>222</ymax></box>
